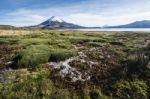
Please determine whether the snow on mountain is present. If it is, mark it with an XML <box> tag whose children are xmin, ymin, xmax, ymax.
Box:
<box><xmin>49</xmin><ymin>16</ymin><xmax>64</xmax><ymax>23</ymax></box>
<box><xmin>37</xmin><ymin>16</ymin><xmax>84</xmax><ymax>29</ymax></box>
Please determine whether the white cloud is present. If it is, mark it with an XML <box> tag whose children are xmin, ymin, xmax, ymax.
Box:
<box><xmin>1</xmin><ymin>0</ymin><xmax>150</xmax><ymax>26</ymax></box>
<box><xmin>63</xmin><ymin>11</ymin><xmax>150</xmax><ymax>27</ymax></box>
<box><xmin>0</xmin><ymin>9</ymin><xmax>45</xmax><ymax>26</ymax></box>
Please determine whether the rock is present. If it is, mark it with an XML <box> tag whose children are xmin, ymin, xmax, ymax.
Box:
<box><xmin>5</xmin><ymin>61</ymin><xmax>14</xmax><ymax>65</ymax></box>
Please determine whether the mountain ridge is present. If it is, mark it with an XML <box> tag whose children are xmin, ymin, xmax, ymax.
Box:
<box><xmin>1</xmin><ymin>17</ymin><xmax>150</xmax><ymax>29</ymax></box>
<box><xmin>36</xmin><ymin>16</ymin><xmax>84</xmax><ymax>29</ymax></box>
<box><xmin>106</xmin><ymin>20</ymin><xmax>150</xmax><ymax>28</ymax></box>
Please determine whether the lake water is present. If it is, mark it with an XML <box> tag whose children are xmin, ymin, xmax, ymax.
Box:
<box><xmin>72</xmin><ymin>28</ymin><xmax>150</xmax><ymax>32</ymax></box>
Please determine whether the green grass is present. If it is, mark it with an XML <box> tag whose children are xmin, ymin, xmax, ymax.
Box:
<box><xmin>13</xmin><ymin>45</ymin><xmax>51</xmax><ymax>68</ymax></box>
<box><xmin>9</xmin><ymin>34</ymin><xmax>77</xmax><ymax>68</ymax></box>
<box><xmin>0</xmin><ymin>30</ymin><xmax>150</xmax><ymax>98</ymax></box>
<box><xmin>49</xmin><ymin>49</ymin><xmax>77</xmax><ymax>62</ymax></box>
<box><xmin>13</xmin><ymin>42</ymin><xmax>77</xmax><ymax>68</ymax></box>
<box><xmin>0</xmin><ymin>68</ymin><xmax>52</xmax><ymax>99</ymax></box>
<box><xmin>112</xmin><ymin>79</ymin><xmax>148</xmax><ymax>99</ymax></box>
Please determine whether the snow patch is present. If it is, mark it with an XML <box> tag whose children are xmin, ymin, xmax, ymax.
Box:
<box><xmin>47</xmin><ymin>45</ymin><xmax>90</xmax><ymax>82</ymax></box>
<box><xmin>49</xmin><ymin>16</ymin><xmax>64</xmax><ymax>23</ymax></box>
<box><xmin>48</xmin><ymin>57</ymin><xmax>87</xmax><ymax>82</ymax></box>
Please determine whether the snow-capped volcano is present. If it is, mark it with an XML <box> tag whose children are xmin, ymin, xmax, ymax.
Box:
<box><xmin>48</xmin><ymin>16</ymin><xmax>64</xmax><ymax>23</ymax></box>
<box><xmin>37</xmin><ymin>16</ymin><xmax>84</xmax><ymax>29</ymax></box>
<box><xmin>38</xmin><ymin>16</ymin><xmax>64</xmax><ymax>27</ymax></box>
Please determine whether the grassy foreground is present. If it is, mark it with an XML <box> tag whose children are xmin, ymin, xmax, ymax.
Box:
<box><xmin>0</xmin><ymin>30</ymin><xmax>150</xmax><ymax>99</ymax></box>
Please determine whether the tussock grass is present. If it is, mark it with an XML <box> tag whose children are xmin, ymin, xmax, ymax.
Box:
<box><xmin>13</xmin><ymin>45</ymin><xmax>51</xmax><ymax>68</ymax></box>
<box><xmin>0</xmin><ymin>30</ymin><xmax>150</xmax><ymax>98</ymax></box>
<box><xmin>49</xmin><ymin>49</ymin><xmax>77</xmax><ymax>62</ymax></box>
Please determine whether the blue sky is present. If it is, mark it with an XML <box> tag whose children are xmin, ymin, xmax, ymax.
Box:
<box><xmin>0</xmin><ymin>0</ymin><xmax>150</xmax><ymax>26</ymax></box>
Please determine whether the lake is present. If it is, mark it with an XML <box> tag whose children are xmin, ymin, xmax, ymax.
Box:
<box><xmin>72</xmin><ymin>28</ymin><xmax>150</xmax><ymax>32</ymax></box>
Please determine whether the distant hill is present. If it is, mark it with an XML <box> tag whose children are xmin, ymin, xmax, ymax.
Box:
<box><xmin>0</xmin><ymin>25</ymin><xmax>16</xmax><ymax>30</ymax></box>
<box><xmin>2</xmin><ymin>18</ymin><xmax>150</xmax><ymax>30</ymax></box>
<box><xmin>107</xmin><ymin>20</ymin><xmax>150</xmax><ymax>28</ymax></box>
<box><xmin>34</xmin><ymin>16</ymin><xmax>84</xmax><ymax>29</ymax></box>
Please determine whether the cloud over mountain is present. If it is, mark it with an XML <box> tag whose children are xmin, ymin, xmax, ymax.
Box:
<box><xmin>0</xmin><ymin>0</ymin><xmax>150</xmax><ymax>26</ymax></box>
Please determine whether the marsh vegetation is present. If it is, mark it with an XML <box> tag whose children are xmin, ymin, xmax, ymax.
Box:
<box><xmin>0</xmin><ymin>30</ymin><xmax>150</xmax><ymax>99</ymax></box>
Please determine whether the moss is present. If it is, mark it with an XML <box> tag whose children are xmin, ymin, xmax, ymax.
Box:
<box><xmin>89</xmin><ymin>88</ymin><xmax>108</xmax><ymax>99</ymax></box>
<box><xmin>0</xmin><ymin>69</ymin><xmax>52</xmax><ymax>99</ymax></box>
<box><xmin>87</xmin><ymin>51</ymin><xmax>103</xmax><ymax>60</ymax></box>
<box><xmin>12</xmin><ymin>46</ymin><xmax>77</xmax><ymax>69</ymax></box>
<box><xmin>112</xmin><ymin>79</ymin><xmax>148</xmax><ymax>99</ymax></box>
<box><xmin>127</xmin><ymin>53</ymin><xmax>149</xmax><ymax>75</ymax></box>
<box><xmin>109</xmin><ymin>41</ymin><xmax>124</xmax><ymax>46</ymax></box>
<box><xmin>50</xmin><ymin>88</ymin><xmax>71</xmax><ymax>99</ymax></box>
<box><xmin>49</xmin><ymin>49</ymin><xmax>77</xmax><ymax>62</ymax></box>
<box><xmin>12</xmin><ymin>36</ymin><xmax>77</xmax><ymax>68</ymax></box>
<box><xmin>1</xmin><ymin>30</ymin><xmax>150</xmax><ymax>98</ymax></box>
<box><xmin>90</xmin><ymin>89</ymin><xmax>101</xmax><ymax>99</ymax></box>
<box><xmin>88</xmin><ymin>42</ymin><xmax>103</xmax><ymax>47</ymax></box>
<box><xmin>70</xmin><ymin>60</ymin><xmax>90</xmax><ymax>71</ymax></box>
<box><xmin>12</xmin><ymin>45</ymin><xmax>51</xmax><ymax>69</ymax></box>
<box><xmin>19</xmin><ymin>38</ymin><xmax>50</xmax><ymax>47</ymax></box>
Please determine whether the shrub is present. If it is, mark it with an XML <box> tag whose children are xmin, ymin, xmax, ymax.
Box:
<box><xmin>19</xmin><ymin>38</ymin><xmax>50</xmax><ymax>47</ymax></box>
<box><xmin>13</xmin><ymin>44</ymin><xmax>77</xmax><ymax>68</ymax></box>
<box><xmin>89</xmin><ymin>88</ymin><xmax>108</xmax><ymax>99</ymax></box>
<box><xmin>0</xmin><ymin>69</ymin><xmax>52</xmax><ymax>99</ymax></box>
<box><xmin>0</xmin><ymin>68</ymin><xmax>81</xmax><ymax>99</ymax></box>
<box><xmin>69</xmin><ymin>60</ymin><xmax>90</xmax><ymax>71</ymax></box>
<box><xmin>112</xmin><ymin>79</ymin><xmax>148</xmax><ymax>99</ymax></box>
<box><xmin>127</xmin><ymin>53</ymin><xmax>149</xmax><ymax>74</ymax></box>
<box><xmin>110</xmin><ymin>41</ymin><xmax>124</xmax><ymax>46</ymax></box>
<box><xmin>49</xmin><ymin>49</ymin><xmax>77</xmax><ymax>62</ymax></box>
<box><xmin>90</xmin><ymin>88</ymin><xmax>101</xmax><ymax>99</ymax></box>
<box><xmin>48</xmin><ymin>39</ymin><xmax>72</xmax><ymax>49</ymax></box>
<box><xmin>50</xmin><ymin>88</ymin><xmax>71</xmax><ymax>99</ymax></box>
<box><xmin>12</xmin><ymin>45</ymin><xmax>51</xmax><ymax>69</ymax></box>
<box><xmin>147</xmin><ymin>43</ymin><xmax>150</xmax><ymax>50</ymax></box>
<box><xmin>88</xmin><ymin>42</ymin><xmax>103</xmax><ymax>47</ymax></box>
<box><xmin>146</xmin><ymin>43</ymin><xmax>150</xmax><ymax>58</ymax></box>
